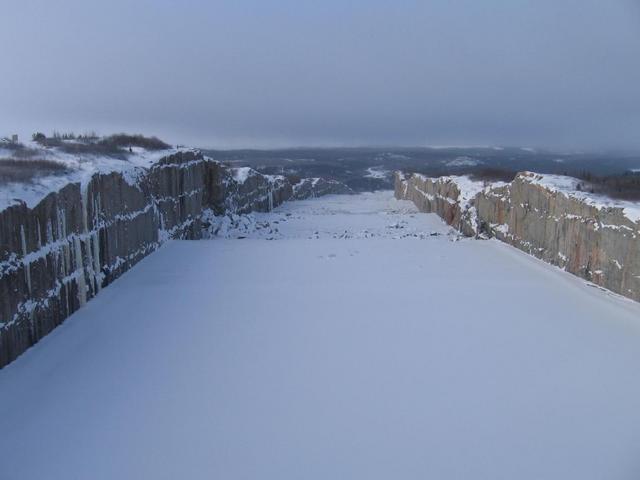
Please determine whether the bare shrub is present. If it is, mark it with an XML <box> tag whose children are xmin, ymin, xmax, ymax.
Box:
<box><xmin>0</xmin><ymin>158</ymin><xmax>70</xmax><ymax>185</ymax></box>
<box><xmin>100</xmin><ymin>134</ymin><xmax>170</xmax><ymax>151</ymax></box>
<box><xmin>285</xmin><ymin>174</ymin><xmax>302</xmax><ymax>185</ymax></box>
<box><xmin>11</xmin><ymin>147</ymin><xmax>41</xmax><ymax>159</ymax></box>
<box><xmin>33</xmin><ymin>134</ymin><xmax>63</xmax><ymax>148</ymax></box>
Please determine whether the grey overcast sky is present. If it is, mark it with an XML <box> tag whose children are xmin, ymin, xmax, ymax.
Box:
<box><xmin>1</xmin><ymin>0</ymin><xmax>639</xmax><ymax>149</ymax></box>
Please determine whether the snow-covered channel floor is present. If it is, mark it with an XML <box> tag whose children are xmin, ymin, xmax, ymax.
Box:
<box><xmin>2</xmin><ymin>192</ymin><xmax>640</xmax><ymax>479</ymax></box>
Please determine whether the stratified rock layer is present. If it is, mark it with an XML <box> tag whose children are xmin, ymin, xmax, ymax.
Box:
<box><xmin>395</xmin><ymin>171</ymin><xmax>640</xmax><ymax>302</ymax></box>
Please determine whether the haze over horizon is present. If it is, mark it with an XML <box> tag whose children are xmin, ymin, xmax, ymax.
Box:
<box><xmin>1</xmin><ymin>0</ymin><xmax>639</xmax><ymax>150</ymax></box>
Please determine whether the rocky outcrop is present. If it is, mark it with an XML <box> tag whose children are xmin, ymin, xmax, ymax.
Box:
<box><xmin>219</xmin><ymin>167</ymin><xmax>293</xmax><ymax>214</ymax></box>
<box><xmin>396</xmin><ymin>171</ymin><xmax>640</xmax><ymax>302</ymax></box>
<box><xmin>0</xmin><ymin>151</ymin><xmax>297</xmax><ymax>368</ymax></box>
<box><xmin>394</xmin><ymin>172</ymin><xmax>481</xmax><ymax>237</ymax></box>
<box><xmin>292</xmin><ymin>178</ymin><xmax>354</xmax><ymax>200</ymax></box>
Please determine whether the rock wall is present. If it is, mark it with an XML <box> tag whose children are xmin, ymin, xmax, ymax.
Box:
<box><xmin>292</xmin><ymin>177</ymin><xmax>354</xmax><ymax>200</ymax></box>
<box><xmin>395</xmin><ymin>171</ymin><xmax>640</xmax><ymax>302</ymax></box>
<box><xmin>393</xmin><ymin>172</ymin><xmax>479</xmax><ymax>237</ymax></box>
<box><xmin>0</xmin><ymin>151</ymin><xmax>296</xmax><ymax>368</ymax></box>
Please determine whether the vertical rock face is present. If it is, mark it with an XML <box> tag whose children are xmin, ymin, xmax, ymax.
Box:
<box><xmin>0</xmin><ymin>183</ymin><xmax>87</xmax><ymax>366</ymax></box>
<box><xmin>0</xmin><ymin>151</ymin><xmax>294</xmax><ymax>368</ymax></box>
<box><xmin>393</xmin><ymin>172</ymin><xmax>482</xmax><ymax>237</ymax></box>
<box><xmin>221</xmin><ymin>167</ymin><xmax>294</xmax><ymax>214</ymax></box>
<box><xmin>395</xmin><ymin>171</ymin><xmax>640</xmax><ymax>303</ymax></box>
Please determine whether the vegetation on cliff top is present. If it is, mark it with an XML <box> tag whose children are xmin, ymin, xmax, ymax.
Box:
<box><xmin>0</xmin><ymin>158</ymin><xmax>70</xmax><ymax>185</ymax></box>
<box><xmin>0</xmin><ymin>133</ymin><xmax>171</xmax><ymax>187</ymax></box>
<box><xmin>31</xmin><ymin>132</ymin><xmax>170</xmax><ymax>156</ymax></box>
<box><xmin>571</xmin><ymin>170</ymin><xmax>640</xmax><ymax>201</ymax></box>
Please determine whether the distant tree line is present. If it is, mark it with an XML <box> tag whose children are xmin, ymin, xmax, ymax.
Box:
<box><xmin>468</xmin><ymin>168</ymin><xmax>518</xmax><ymax>183</ymax></box>
<box><xmin>31</xmin><ymin>132</ymin><xmax>170</xmax><ymax>155</ymax></box>
<box><xmin>568</xmin><ymin>170</ymin><xmax>640</xmax><ymax>200</ymax></box>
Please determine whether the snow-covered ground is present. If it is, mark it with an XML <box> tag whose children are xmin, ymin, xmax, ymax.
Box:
<box><xmin>204</xmin><ymin>191</ymin><xmax>452</xmax><ymax>240</ymax></box>
<box><xmin>1</xmin><ymin>192</ymin><xmax>640</xmax><ymax>479</ymax></box>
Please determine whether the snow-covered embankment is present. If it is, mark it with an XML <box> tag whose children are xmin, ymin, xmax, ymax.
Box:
<box><xmin>0</xmin><ymin>151</ymin><xmax>297</xmax><ymax>367</ymax></box>
<box><xmin>395</xmin><ymin>171</ymin><xmax>640</xmax><ymax>302</ymax></box>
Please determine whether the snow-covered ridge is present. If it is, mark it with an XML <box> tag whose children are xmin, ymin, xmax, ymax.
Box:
<box><xmin>396</xmin><ymin>170</ymin><xmax>640</xmax><ymax>303</ymax></box>
<box><xmin>0</xmin><ymin>137</ymin><xmax>324</xmax><ymax>215</ymax></box>
<box><xmin>520</xmin><ymin>171</ymin><xmax>640</xmax><ymax>224</ymax></box>
<box><xmin>399</xmin><ymin>171</ymin><xmax>640</xmax><ymax>229</ymax></box>
<box><xmin>0</xmin><ymin>137</ymin><xmax>190</xmax><ymax>211</ymax></box>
